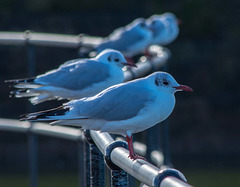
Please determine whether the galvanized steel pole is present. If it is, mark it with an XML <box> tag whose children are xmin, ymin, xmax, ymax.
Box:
<box><xmin>0</xmin><ymin>119</ymin><xmax>193</xmax><ymax>187</ymax></box>
<box><xmin>83</xmin><ymin>135</ymin><xmax>90</xmax><ymax>187</ymax></box>
<box><xmin>105</xmin><ymin>141</ymin><xmax>129</xmax><ymax>187</ymax></box>
<box><xmin>84</xmin><ymin>130</ymin><xmax>105</xmax><ymax>187</ymax></box>
<box><xmin>77</xmin><ymin>140</ymin><xmax>85</xmax><ymax>187</ymax></box>
<box><xmin>25</xmin><ymin>30</ymin><xmax>38</xmax><ymax>187</ymax></box>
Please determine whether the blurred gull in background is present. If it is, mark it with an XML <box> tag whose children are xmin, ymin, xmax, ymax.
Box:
<box><xmin>89</xmin><ymin>18</ymin><xmax>152</xmax><ymax>58</ymax></box>
<box><xmin>21</xmin><ymin>71</ymin><xmax>193</xmax><ymax>160</ymax></box>
<box><xmin>147</xmin><ymin>12</ymin><xmax>179</xmax><ymax>46</ymax></box>
<box><xmin>5</xmin><ymin>49</ymin><xmax>135</xmax><ymax>104</ymax></box>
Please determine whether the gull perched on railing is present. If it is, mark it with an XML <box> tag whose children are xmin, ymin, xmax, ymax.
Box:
<box><xmin>83</xmin><ymin>18</ymin><xmax>152</xmax><ymax>58</ymax></box>
<box><xmin>20</xmin><ymin>71</ymin><xmax>193</xmax><ymax>160</ymax></box>
<box><xmin>147</xmin><ymin>12</ymin><xmax>180</xmax><ymax>46</ymax></box>
<box><xmin>5</xmin><ymin>49</ymin><xmax>135</xmax><ymax>105</ymax></box>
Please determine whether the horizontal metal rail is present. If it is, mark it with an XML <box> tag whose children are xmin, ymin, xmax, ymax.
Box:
<box><xmin>0</xmin><ymin>118</ymin><xmax>84</xmax><ymax>141</ymax></box>
<box><xmin>0</xmin><ymin>31</ymin><xmax>169</xmax><ymax>77</ymax></box>
<box><xmin>0</xmin><ymin>118</ymin><xmax>162</xmax><ymax>166</ymax></box>
<box><xmin>123</xmin><ymin>45</ymin><xmax>170</xmax><ymax>82</ymax></box>
<box><xmin>0</xmin><ymin>119</ymin><xmax>191</xmax><ymax>186</ymax></box>
<box><xmin>0</xmin><ymin>31</ymin><xmax>102</xmax><ymax>48</ymax></box>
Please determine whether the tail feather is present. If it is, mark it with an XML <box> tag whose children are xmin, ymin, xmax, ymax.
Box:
<box><xmin>14</xmin><ymin>83</ymin><xmax>41</xmax><ymax>89</ymax></box>
<box><xmin>29</xmin><ymin>94</ymin><xmax>55</xmax><ymax>105</ymax></box>
<box><xmin>10</xmin><ymin>89</ymin><xmax>38</xmax><ymax>98</ymax></box>
<box><xmin>6</xmin><ymin>77</ymin><xmax>51</xmax><ymax>104</ymax></box>
<box><xmin>5</xmin><ymin>77</ymin><xmax>36</xmax><ymax>84</ymax></box>
<box><xmin>5</xmin><ymin>77</ymin><xmax>42</xmax><ymax>90</ymax></box>
<box><xmin>20</xmin><ymin>106</ymin><xmax>70</xmax><ymax>121</ymax></box>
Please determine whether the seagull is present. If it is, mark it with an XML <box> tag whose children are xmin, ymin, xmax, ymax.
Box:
<box><xmin>5</xmin><ymin>49</ymin><xmax>135</xmax><ymax>105</ymax></box>
<box><xmin>147</xmin><ymin>12</ymin><xmax>179</xmax><ymax>46</ymax></box>
<box><xmin>20</xmin><ymin>71</ymin><xmax>193</xmax><ymax>160</ymax></box>
<box><xmin>93</xmin><ymin>18</ymin><xmax>153</xmax><ymax>58</ymax></box>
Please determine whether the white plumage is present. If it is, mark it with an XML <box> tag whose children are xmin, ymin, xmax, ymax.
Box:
<box><xmin>6</xmin><ymin>49</ymin><xmax>135</xmax><ymax>104</ymax></box>
<box><xmin>21</xmin><ymin>71</ymin><xmax>193</xmax><ymax>159</ymax></box>
<box><xmin>147</xmin><ymin>12</ymin><xmax>179</xmax><ymax>46</ymax></box>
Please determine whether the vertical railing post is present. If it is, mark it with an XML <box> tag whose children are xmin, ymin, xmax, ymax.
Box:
<box><xmin>77</xmin><ymin>139</ymin><xmax>85</xmax><ymax>187</ymax></box>
<box><xmin>84</xmin><ymin>130</ymin><xmax>105</xmax><ymax>187</ymax></box>
<box><xmin>25</xmin><ymin>30</ymin><xmax>38</xmax><ymax>187</ymax></box>
<box><xmin>89</xmin><ymin>143</ymin><xmax>105</xmax><ymax>186</ymax></box>
<box><xmin>83</xmin><ymin>139</ymin><xmax>90</xmax><ymax>187</ymax></box>
<box><xmin>111</xmin><ymin>169</ymin><xmax>128</xmax><ymax>187</ymax></box>
<box><xmin>28</xmin><ymin>131</ymin><xmax>38</xmax><ymax>187</ymax></box>
<box><xmin>105</xmin><ymin>141</ymin><xmax>129</xmax><ymax>187</ymax></box>
<box><xmin>161</xmin><ymin>121</ymin><xmax>171</xmax><ymax>166</ymax></box>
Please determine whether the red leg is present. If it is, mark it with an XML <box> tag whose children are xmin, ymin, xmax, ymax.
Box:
<box><xmin>144</xmin><ymin>48</ymin><xmax>158</xmax><ymax>59</ymax></box>
<box><xmin>126</xmin><ymin>135</ymin><xmax>136</xmax><ymax>159</ymax></box>
<box><xmin>126</xmin><ymin>135</ymin><xmax>147</xmax><ymax>161</ymax></box>
<box><xmin>144</xmin><ymin>48</ymin><xmax>152</xmax><ymax>57</ymax></box>
<box><xmin>125</xmin><ymin>57</ymin><xmax>135</xmax><ymax>65</ymax></box>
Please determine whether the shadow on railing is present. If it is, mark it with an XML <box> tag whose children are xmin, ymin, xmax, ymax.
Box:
<box><xmin>0</xmin><ymin>31</ymin><xmax>192</xmax><ymax>187</ymax></box>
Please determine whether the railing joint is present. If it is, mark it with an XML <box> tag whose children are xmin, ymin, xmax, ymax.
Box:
<box><xmin>23</xmin><ymin>30</ymin><xmax>32</xmax><ymax>45</ymax></box>
<box><xmin>77</xmin><ymin>33</ymin><xmax>85</xmax><ymax>48</ymax></box>
<box><xmin>84</xmin><ymin>129</ymin><xmax>95</xmax><ymax>144</ymax></box>
<box><xmin>104</xmin><ymin>140</ymin><xmax>128</xmax><ymax>170</ymax></box>
<box><xmin>154</xmin><ymin>168</ymin><xmax>187</xmax><ymax>187</ymax></box>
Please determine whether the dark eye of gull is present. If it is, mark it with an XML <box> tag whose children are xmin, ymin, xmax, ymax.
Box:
<box><xmin>114</xmin><ymin>58</ymin><xmax>119</xmax><ymax>62</ymax></box>
<box><xmin>108</xmin><ymin>56</ymin><xmax>111</xmax><ymax>61</ymax></box>
<box><xmin>163</xmin><ymin>81</ymin><xmax>169</xmax><ymax>85</ymax></box>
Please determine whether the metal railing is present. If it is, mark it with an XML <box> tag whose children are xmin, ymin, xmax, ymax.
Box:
<box><xmin>0</xmin><ymin>119</ymin><xmax>191</xmax><ymax>187</ymax></box>
<box><xmin>0</xmin><ymin>31</ymin><xmax>193</xmax><ymax>187</ymax></box>
<box><xmin>0</xmin><ymin>31</ymin><xmax>102</xmax><ymax>48</ymax></box>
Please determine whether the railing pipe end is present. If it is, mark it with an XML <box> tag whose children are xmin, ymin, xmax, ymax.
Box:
<box><xmin>104</xmin><ymin>140</ymin><xmax>128</xmax><ymax>170</ymax></box>
<box><xmin>154</xmin><ymin>168</ymin><xmax>187</xmax><ymax>187</ymax></box>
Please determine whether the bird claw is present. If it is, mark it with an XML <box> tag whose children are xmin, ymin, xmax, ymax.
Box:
<box><xmin>128</xmin><ymin>154</ymin><xmax>147</xmax><ymax>161</ymax></box>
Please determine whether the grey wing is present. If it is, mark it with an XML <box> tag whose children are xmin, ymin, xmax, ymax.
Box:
<box><xmin>76</xmin><ymin>82</ymin><xmax>155</xmax><ymax>121</ymax></box>
<box><xmin>108</xmin><ymin>27</ymin><xmax>125</xmax><ymax>39</ymax></box>
<box><xmin>35</xmin><ymin>60</ymin><xmax>110</xmax><ymax>90</ymax></box>
<box><xmin>60</xmin><ymin>58</ymin><xmax>82</xmax><ymax>67</ymax></box>
<box><xmin>97</xmin><ymin>29</ymin><xmax>144</xmax><ymax>52</ymax></box>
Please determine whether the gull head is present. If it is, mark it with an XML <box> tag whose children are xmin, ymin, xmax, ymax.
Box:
<box><xmin>161</xmin><ymin>12</ymin><xmax>179</xmax><ymax>25</ymax></box>
<box><xmin>96</xmin><ymin>49</ymin><xmax>136</xmax><ymax>68</ymax></box>
<box><xmin>152</xmin><ymin>72</ymin><xmax>193</xmax><ymax>94</ymax></box>
<box><xmin>147</xmin><ymin>18</ymin><xmax>165</xmax><ymax>38</ymax></box>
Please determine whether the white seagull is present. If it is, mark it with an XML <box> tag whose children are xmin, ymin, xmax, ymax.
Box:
<box><xmin>147</xmin><ymin>12</ymin><xmax>179</xmax><ymax>46</ymax></box>
<box><xmin>6</xmin><ymin>49</ymin><xmax>135</xmax><ymax>105</ymax></box>
<box><xmin>94</xmin><ymin>18</ymin><xmax>152</xmax><ymax>57</ymax></box>
<box><xmin>20</xmin><ymin>71</ymin><xmax>193</xmax><ymax>160</ymax></box>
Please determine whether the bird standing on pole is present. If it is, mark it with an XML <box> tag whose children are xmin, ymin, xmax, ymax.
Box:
<box><xmin>20</xmin><ymin>71</ymin><xmax>192</xmax><ymax>160</ymax></box>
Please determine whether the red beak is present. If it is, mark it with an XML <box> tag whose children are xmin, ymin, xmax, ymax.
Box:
<box><xmin>173</xmin><ymin>84</ymin><xmax>193</xmax><ymax>92</ymax></box>
<box><xmin>122</xmin><ymin>61</ymin><xmax>137</xmax><ymax>67</ymax></box>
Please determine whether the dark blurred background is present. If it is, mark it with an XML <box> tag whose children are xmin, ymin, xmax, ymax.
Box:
<box><xmin>0</xmin><ymin>0</ymin><xmax>239</xmax><ymax>186</ymax></box>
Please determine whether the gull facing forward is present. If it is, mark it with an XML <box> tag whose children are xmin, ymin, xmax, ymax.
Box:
<box><xmin>21</xmin><ymin>72</ymin><xmax>193</xmax><ymax>160</ymax></box>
